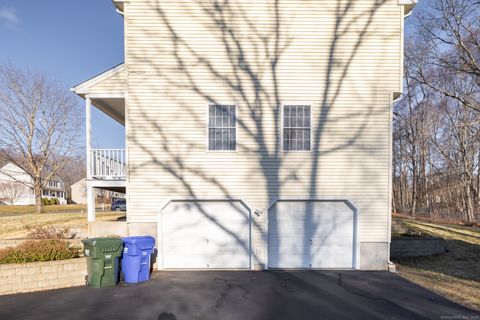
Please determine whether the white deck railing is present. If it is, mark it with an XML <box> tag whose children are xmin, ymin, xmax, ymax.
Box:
<box><xmin>90</xmin><ymin>149</ymin><xmax>126</xmax><ymax>179</ymax></box>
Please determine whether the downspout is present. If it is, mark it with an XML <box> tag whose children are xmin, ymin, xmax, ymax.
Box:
<box><xmin>388</xmin><ymin>1</ymin><xmax>418</xmax><ymax>272</ymax></box>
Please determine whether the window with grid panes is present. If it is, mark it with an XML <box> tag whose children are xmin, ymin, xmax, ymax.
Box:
<box><xmin>208</xmin><ymin>105</ymin><xmax>236</xmax><ymax>151</ymax></box>
<box><xmin>283</xmin><ymin>105</ymin><xmax>311</xmax><ymax>151</ymax></box>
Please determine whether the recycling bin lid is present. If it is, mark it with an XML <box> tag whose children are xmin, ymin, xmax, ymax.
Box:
<box><xmin>122</xmin><ymin>236</ymin><xmax>155</xmax><ymax>249</ymax></box>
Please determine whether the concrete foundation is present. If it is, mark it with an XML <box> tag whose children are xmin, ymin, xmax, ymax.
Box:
<box><xmin>360</xmin><ymin>242</ymin><xmax>389</xmax><ymax>270</ymax></box>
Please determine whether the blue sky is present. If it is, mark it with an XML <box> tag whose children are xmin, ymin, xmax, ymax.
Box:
<box><xmin>0</xmin><ymin>0</ymin><xmax>125</xmax><ymax>149</ymax></box>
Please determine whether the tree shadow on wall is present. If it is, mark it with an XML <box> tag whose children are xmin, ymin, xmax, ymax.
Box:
<box><xmin>129</xmin><ymin>0</ymin><xmax>392</xmax><ymax>267</ymax></box>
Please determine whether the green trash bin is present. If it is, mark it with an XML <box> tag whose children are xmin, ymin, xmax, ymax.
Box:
<box><xmin>82</xmin><ymin>237</ymin><xmax>123</xmax><ymax>288</ymax></box>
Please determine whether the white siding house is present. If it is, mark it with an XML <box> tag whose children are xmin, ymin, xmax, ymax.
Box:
<box><xmin>0</xmin><ymin>163</ymin><xmax>67</xmax><ymax>205</ymax></box>
<box><xmin>73</xmin><ymin>0</ymin><xmax>417</xmax><ymax>270</ymax></box>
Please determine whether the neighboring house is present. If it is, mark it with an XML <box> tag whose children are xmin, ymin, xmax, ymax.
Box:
<box><xmin>0</xmin><ymin>163</ymin><xmax>67</xmax><ymax>205</ymax></box>
<box><xmin>71</xmin><ymin>178</ymin><xmax>125</xmax><ymax>205</ymax></box>
<box><xmin>72</xmin><ymin>0</ymin><xmax>418</xmax><ymax>271</ymax></box>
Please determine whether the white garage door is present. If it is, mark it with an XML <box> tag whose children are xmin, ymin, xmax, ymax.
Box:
<box><xmin>268</xmin><ymin>200</ymin><xmax>356</xmax><ymax>269</ymax></box>
<box><xmin>161</xmin><ymin>201</ymin><xmax>251</xmax><ymax>269</ymax></box>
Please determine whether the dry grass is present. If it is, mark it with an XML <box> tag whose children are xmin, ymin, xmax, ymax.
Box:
<box><xmin>397</xmin><ymin>265</ymin><xmax>480</xmax><ymax>311</ymax></box>
<box><xmin>0</xmin><ymin>204</ymin><xmax>87</xmax><ymax>215</ymax></box>
<box><xmin>393</xmin><ymin>218</ymin><xmax>480</xmax><ymax>311</ymax></box>
<box><xmin>0</xmin><ymin>211</ymin><xmax>125</xmax><ymax>239</ymax></box>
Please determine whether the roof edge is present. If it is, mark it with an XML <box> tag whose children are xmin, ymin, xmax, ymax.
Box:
<box><xmin>71</xmin><ymin>63</ymin><xmax>125</xmax><ymax>96</ymax></box>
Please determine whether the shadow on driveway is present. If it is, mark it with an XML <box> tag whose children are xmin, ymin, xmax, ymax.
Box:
<box><xmin>0</xmin><ymin>271</ymin><xmax>478</xmax><ymax>320</ymax></box>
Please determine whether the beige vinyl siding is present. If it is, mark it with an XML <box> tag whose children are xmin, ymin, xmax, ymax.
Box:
<box><xmin>86</xmin><ymin>66</ymin><xmax>126</xmax><ymax>94</ymax></box>
<box><xmin>124</xmin><ymin>0</ymin><xmax>402</xmax><ymax>258</ymax></box>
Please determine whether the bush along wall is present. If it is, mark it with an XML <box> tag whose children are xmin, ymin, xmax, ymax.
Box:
<box><xmin>0</xmin><ymin>239</ymin><xmax>85</xmax><ymax>295</ymax></box>
<box><xmin>0</xmin><ymin>239</ymin><xmax>80</xmax><ymax>264</ymax></box>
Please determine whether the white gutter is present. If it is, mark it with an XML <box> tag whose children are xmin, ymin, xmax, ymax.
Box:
<box><xmin>404</xmin><ymin>10</ymin><xmax>413</xmax><ymax>19</ymax></box>
<box><xmin>393</xmin><ymin>93</ymin><xmax>403</xmax><ymax>103</ymax></box>
<box><xmin>112</xmin><ymin>0</ymin><xmax>127</xmax><ymax>16</ymax></box>
<box><xmin>399</xmin><ymin>0</ymin><xmax>418</xmax><ymax>19</ymax></box>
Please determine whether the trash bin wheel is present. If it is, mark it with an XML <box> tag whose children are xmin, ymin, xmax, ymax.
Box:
<box><xmin>120</xmin><ymin>271</ymin><xmax>125</xmax><ymax>282</ymax></box>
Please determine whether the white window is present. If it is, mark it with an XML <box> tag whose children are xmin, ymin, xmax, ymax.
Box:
<box><xmin>208</xmin><ymin>104</ymin><xmax>236</xmax><ymax>151</ymax></box>
<box><xmin>283</xmin><ymin>105</ymin><xmax>311</xmax><ymax>151</ymax></box>
<box><xmin>48</xmin><ymin>180</ymin><xmax>59</xmax><ymax>188</ymax></box>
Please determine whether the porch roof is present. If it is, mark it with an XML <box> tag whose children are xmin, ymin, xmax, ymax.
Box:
<box><xmin>71</xmin><ymin>63</ymin><xmax>126</xmax><ymax>125</ymax></box>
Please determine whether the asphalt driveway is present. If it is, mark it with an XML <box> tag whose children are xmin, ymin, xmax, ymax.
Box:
<box><xmin>0</xmin><ymin>271</ymin><xmax>478</xmax><ymax>320</ymax></box>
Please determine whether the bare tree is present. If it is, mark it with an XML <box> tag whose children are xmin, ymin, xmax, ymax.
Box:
<box><xmin>409</xmin><ymin>0</ymin><xmax>480</xmax><ymax>112</ymax></box>
<box><xmin>0</xmin><ymin>64</ymin><xmax>82</xmax><ymax>213</ymax></box>
<box><xmin>392</xmin><ymin>0</ymin><xmax>480</xmax><ymax>225</ymax></box>
<box><xmin>0</xmin><ymin>181</ymin><xmax>26</xmax><ymax>205</ymax></box>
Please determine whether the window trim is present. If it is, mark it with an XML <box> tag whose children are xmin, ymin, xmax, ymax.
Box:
<box><xmin>205</xmin><ymin>103</ymin><xmax>238</xmax><ymax>153</ymax></box>
<box><xmin>281</xmin><ymin>103</ymin><xmax>313</xmax><ymax>152</ymax></box>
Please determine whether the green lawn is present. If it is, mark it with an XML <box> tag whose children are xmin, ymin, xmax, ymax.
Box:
<box><xmin>393</xmin><ymin>217</ymin><xmax>480</xmax><ymax>311</ymax></box>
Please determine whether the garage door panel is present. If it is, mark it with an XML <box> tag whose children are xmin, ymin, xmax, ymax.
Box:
<box><xmin>270</xmin><ymin>239</ymin><xmax>354</xmax><ymax>250</ymax></box>
<box><xmin>164</xmin><ymin>251</ymin><xmax>249</xmax><ymax>269</ymax></box>
<box><xmin>268</xmin><ymin>255</ymin><xmax>308</xmax><ymax>269</ymax></box>
<box><xmin>310</xmin><ymin>254</ymin><xmax>353</xmax><ymax>268</ymax></box>
<box><xmin>268</xmin><ymin>200</ymin><xmax>355</xmax><ymax>269</ymax></box>
<box><xmin>162</xmin><ymin>201</ymin><xmax>251</xmax><ymax>269</ymax></box>
<box><xmin>162</xmin><ymin>239</ymin><xmax>251</xmax><ymax>252</ymax></box>
<box><xmin>164</xmin><ymin>216</ymin><xmax>249</xmax><ymax>230</ymax></box>
<box><xmin>269</xmin><ymin>226</ymin><xmax>353</xmax><ymax>238</ymax></box>
<box><xmin>164</xmin><ymin>224</ymin><xmax>249</xmax><ymax>240</ymax></box>
<box><xmin>270</xmin><ymin>244</ymin><xmax>353</xmax><ymax>254</ymax></box>
<box><xmin>269</xmin><ymin>253</ymin><xmax>353</xmax><ymax>269</ymax></box>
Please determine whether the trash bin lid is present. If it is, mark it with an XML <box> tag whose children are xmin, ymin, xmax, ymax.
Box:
<box><xmin>123</xmin><ymin>236</ymin><xmax>155</xmax><ymax>250</ymax></box>
<box><xmin>82</xmin><ymin>237</ymin><xmax>123</xmax><ymax>253</ymax></box>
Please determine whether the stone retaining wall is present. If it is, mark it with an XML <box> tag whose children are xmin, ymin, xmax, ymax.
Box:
<box><xmin>391</xmin><ymin>237</ymin><xmax>446</xmax><ymax>258</ymax></box>
<box><xmin>0</xmin><ymin>258</ymin><xmax>87</xmax><ymax>295</ymax></box>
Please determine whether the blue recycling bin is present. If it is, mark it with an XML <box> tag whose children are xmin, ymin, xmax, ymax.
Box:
<box><xmin>121</xmin><ymin>236</ymin><xmax>156</xmax><ymax>284</ymax></box>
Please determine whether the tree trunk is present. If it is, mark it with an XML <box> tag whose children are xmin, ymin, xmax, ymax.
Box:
<box><xmin>464</xmin><ymin>184</ymin><xmax>474</xmax><ymax>224</ymax></box>
<box><xmin>33</xmin><ymin>177</ymin><xmax>43</xmax><ymax>214</ymax></box>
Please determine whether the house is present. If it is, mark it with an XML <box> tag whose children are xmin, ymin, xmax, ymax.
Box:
<box><xmin>71</xmin><ymin>178</ymin><xmax>125</xmax><ymax>205</ymax></box>
<box><xmin>0</xmin><ymin>162</ymin><xmax>67</xmax><ymax>205</ymax></box>
<box><xmin>72</xmin><ymin>0</ymin><xmax>418</xmax><ymax>270</ymax></box>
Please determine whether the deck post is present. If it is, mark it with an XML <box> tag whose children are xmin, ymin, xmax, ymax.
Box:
<box><xmin>87</xmin><ymin>185</ymin><xmax>96</xmax><ymax>222</ymax></box>
<box><xmin>86</xmin><ymin>97</ymin><xmax>92</xmax><ymax>180</ymax></box>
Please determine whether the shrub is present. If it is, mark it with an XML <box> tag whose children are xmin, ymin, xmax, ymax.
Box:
<box><xmin>0</xmin><ymin>240</ymin><xmax>80</xmax><ymax>264</ymax></box>
<box><xmin>42</xmin><ymin>198</ymin><xmax>49</xmax><ymax>206</ymax></box>
<box><xmin>48</xmin><ymin>198</ymin><xmax>55</xmax><ymax>205</ymax></box>
<box><xmin>26</xmin><ymin>225</ymin><xmax>74</xmax><ymax>239</ymax></box>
